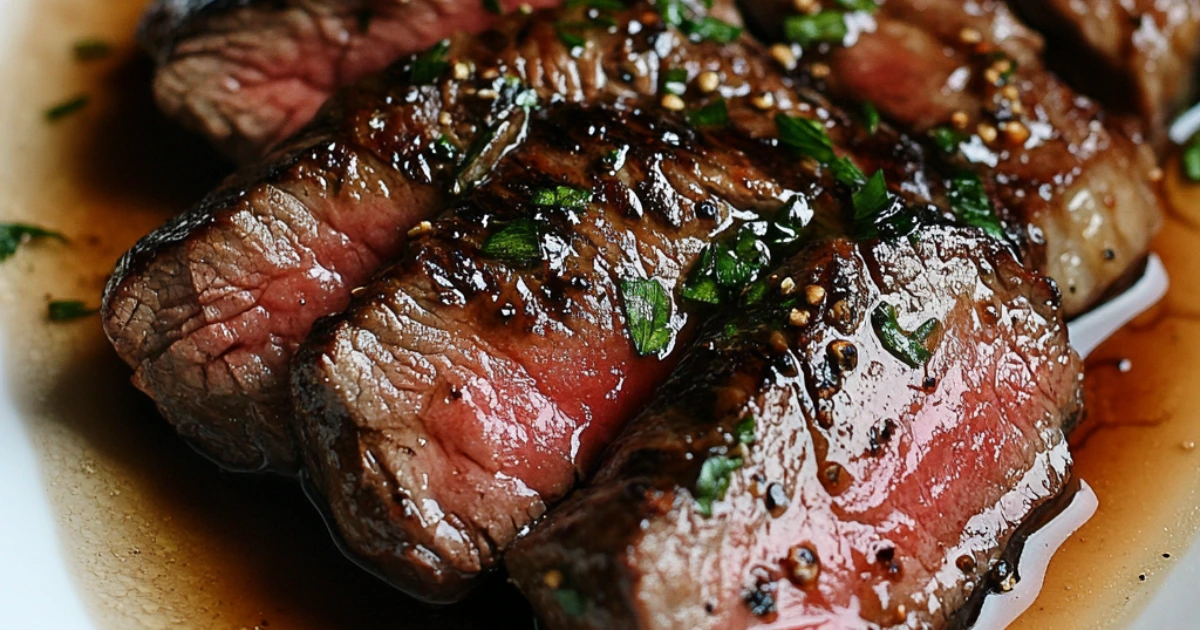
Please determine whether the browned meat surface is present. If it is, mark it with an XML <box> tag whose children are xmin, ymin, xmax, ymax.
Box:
<box><xmin>287</xmin><ymin>2</ymin><xmax>982</xmax><ymax>602</ymax></box>
<box><xmin>744</xmin><ymin>0</ymin><xmax>1164</xmax><ymax>315</ymax></box>
<box><xmin>106</xmin><ymin>4</ymin><xmax>757</xmax><ymax>473</ymax></box>
<box><xmin>1010</xmin><ymin>0</ymin><xmax>1200</xmax><ymax>141</ymax></box>
<box><xmin>508</xmin><ymin>226</ymin><xmax>1082</xmax><ymax>629</ymax></box>
<box><xmin>140</xmin><ymin>0</ymin><xmax>562</xmax><ymax>161</ymax></box>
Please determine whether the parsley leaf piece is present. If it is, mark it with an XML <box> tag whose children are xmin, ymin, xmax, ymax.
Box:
<box><xmin>553</xmin><ymin>588</ymin><xmax>586</xmax><ymax>616</ymax></box>
<box><xmin>48</xmin><ymin>300</ymin><xmax>98</xmax><ymax>322</ymax></box>
<box><xmin>681</xmin><ymin>247</ymin><xmax>722</xmax><ymax>304</ymax></box>
<box><xmin>682</xmin><ymin>227</ymin><xmax>771</xmax><ymax>305</ymax></box>
<box><xmin>684</xmin><ymin>16</ymin><xmax>742</xmax><ymax>43</ymax></box>
<box><xmin>830</xmin><ymin>156</ymin><xmax>867</xmax><ymax>188</ymax></box>
<box><xmin>620</xmin><ymin>278</ymin><xmax>675</xmax><ymax>356</ymax></box>
<box><xmin>775</xmin><ymin>114</ymin><xmax>835</xmax><ymax>164</ymax></box>
<box><xmin>871</xmin><ymin>302</ymin><xmax>941</xmax><ymax>368</ymax></box>
<box><xmin>567</xmin><ymin>0</ymin><xmax>625</xmax><ymax>8</ymax></box>
<box><xmin>862</xmin><ymin>101</ymin><xmax>880</xmax><ymax>135</ymax></box>
<box><xmin>482</xmin><ymin>218</ymin><xmax>542</xmax><ymax>264</ymax></box>
<box><xmin>410</xmin><ymin>40</ymin><xmax>450</xmax><ymax>85</ymax></box>
<box><xmin>947</xmin><ymin>172</ymin><xmax>1004</xmax><ymax>239</ymax></box>
<box><xmin>852</xmin><ymin>170</ymin><xmax>891</xmax><ymax>222</ymax></box>
<box><xmin>1183</xmin><ymin>134</ymin><xmax>1200</xmax><ymax>182</ymax></box>
<box><xmin>687</xmin><ymin>98</ymin><xmax>729</xmax><ymax>127</ymax></box>
<box><xmin>735</xmin><ymin>415</ymin><xmax>756</xmax><ymax>445</ymax></box>
<box><xmin>695</xmin><ymin>454</ymin><xmax>743</xmax><ymax>516</ymax></box>
<box><xmin>45</xmin><ymin>96</ymin><xmax>88</xmax><ymax>122</ymax></box>
<box><xmin>73</xmin><ymin>39</ymin><xmax>112</xmax><ymax>61</ymax></box>
<box><xmin>833</xmin><ymin>0</ymin><xmax>879</xmax><ymax>11</ymax></box>
<box><xmin>783</xmin><ymin>12</ymin><xmax>848</xmax><ymax>47</ymax></box>
<box><xmin>929</xmin><ymin>126</ymin><xmax>967</xmax><ymax>154</ymax></box>
<box><xmin>532</xmin><ymin>185</ymin><xmax>590</xmax><ymax>208</ymax></box>
<box><xmin>0</xmin><ymin>223</ymin><xmax>65</xmax><ymax>261</ymax></box>
<box><xmin>663</xmin><ymin>68</ymin><xmax>688</xmax><ymax>95</ymax></box>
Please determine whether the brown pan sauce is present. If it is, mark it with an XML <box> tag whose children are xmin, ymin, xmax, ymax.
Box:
<box><xmin>0</xmin><ymin>2</ymin><xmax>1196</xmax><ymax>628</ymax></box>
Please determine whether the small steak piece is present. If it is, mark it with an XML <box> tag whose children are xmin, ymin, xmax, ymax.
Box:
<box><xmin>508</xmin><ymin>226</ymin><xmax>1082</xmax><ymax>629</ymax></box>
<box><xmin>105</xmin><ymin>4</ymin><xmax>746</xmax><ymax>473</ymax></box>
<box><xmin>1010</xmin><ymin>0</ymin><xmax>1200</xmax><ymax>142</ymax></box>
<box><xmin>289</xmin><ymin>9</ymin><xmax>959</xmax><ymax>595</ymax></box>
<box><xmin>746</xmin><ymin>0</ymin><xmax>1164</xmax><ymax>315</ymax></box>
<box><xmin>139</xmin><ymin>0</ymin><xmax>562</xmax><ymax>161</ymax></box>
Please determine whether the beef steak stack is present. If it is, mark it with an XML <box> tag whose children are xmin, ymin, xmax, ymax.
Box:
<box><xmin>102</xmin><ymin>0</ymin><xmax>1198</xmax><ymax>626</ymax></box>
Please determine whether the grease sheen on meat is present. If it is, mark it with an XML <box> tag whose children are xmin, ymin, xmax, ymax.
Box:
<box><xmin>508</xmin><ymin>227</ymin><xmax>1082</xmax><ymax>629</ymax></box>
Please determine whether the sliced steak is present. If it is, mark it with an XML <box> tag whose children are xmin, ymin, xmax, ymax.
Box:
<box><xmin>745</xmin><ymin>0</ymin><xmax>1164</xmax><ymax>315</ymax></box>
<box><xmin>288</xmin><ymin>4</ymin><xmax>973</xmax><ymax>598</ymax></box>
<box><xmin>105</xmin><ymin>4</ymin><xmax>749</xmax><ymax>473</ymax></box>
<box><xmin>140</xmin><ymin>0</ymin><xmax>562</xmax><ymax>161</ymax></box>
<box><xmin>1009</xmin><ymin>0</ymin><xmax>1200</xmax><ymax>142</ymax></box>
<box><xmin>508</xmin><ymin>226</ymin><xmax>1082</xmax><ymax>629</ymax></box>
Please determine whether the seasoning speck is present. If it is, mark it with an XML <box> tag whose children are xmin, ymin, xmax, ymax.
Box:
<box><xmin>452</xmin><ymin>61</ymin><xmax>471</xmax><ymax>80</ymax></box>
<box><xmin>697</xmin><ymin>71</ymin><xmax>720</xmax><ymax>94</ymax></box>
<box><xmin>407</xmin><ymin>221</ymin><xmax>433</xmax><ymax>238</ymax></box>
<box><xmin>661</xmin><ymin>93</ymin><xmax>685</xmax><ymax>111</ymax></box>
<box><xmin>810</xmin><ymin>62</ymin><xmax>832</xmax><ymax>79</ymax></box>
<box><xmin>959</xmin><ymin>27</ymin><xmax>983</xmax><ymax>44</ymax></box>
<box><xmin>805</xmin><ymin>284</ymin><xmax>826</xmax><ymax>305</ymax></box>
<box><xmin>779</xmin><ymin>277</ymin><xmax>797</xmax><ymax>295</ymax></box>
<box><xmin>977</xmin><ymin>122</ymin><xmax>998</xmax><ymax>144</ymax></box>
<box><xmin>1002</xmin><ymin>121</ymin><xmax>1030</xmax><ymax>144</ymax></box>
<box><xmin>950</xmin><ymin>110</ymin><xmax>970</xmax><ymax>130</ymax></box>
<box><xmin>789</xmin><ymin>308</ymin><xmax>811</xmax><ymax>327</ymax></box>
<box><xmin>751</xmin><ymin>92</ymin><xmax>776</xmax><ymax>111</ymax></box>
<box><xmin>439</xmin><ymin>111</ymin><xmax>453</xmax><ymax>126</ymax></box>
<box><xmin>784</xmin><ymin>544</ymin><xmax>820</xmax><ymax>586</ymax></box>
<box><xmin>543</xmin><ymin>569</ymin><xmax>564</xmax><ymax>589</ymax></box>
<box><xmin>770</xmin><ymin>44</ymin><xmax>797</xmax><ymax>70</ymax></box>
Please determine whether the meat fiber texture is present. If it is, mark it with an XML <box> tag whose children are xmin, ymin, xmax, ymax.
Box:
<box><xmin>508</xmin><ymin>227</ymin><xmax>1082</xmax><ymax>629</ymax></box>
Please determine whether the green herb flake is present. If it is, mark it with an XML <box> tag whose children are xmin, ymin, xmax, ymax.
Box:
<box><xmin>73</xmin><ymin>39</ymin><xmax>112</xmax><ymax>61</ymax></box>
<box><xmin>871</xmin><ymin>302</ymin><xmax>941</xmax><ymax>368</ymax></box>
<box><xmin>532</xmin><ymin>185</ymin><xmax>591</xmax><ymax>208</ymax></box>
<box><xmin>45</xmin><ymin>96</ymin><xmax>89</xmax><ymax>122</ymax></box>
<box><xmin>552</xmin><ymin>588</ymin><xmax>586</xmax><ymax>616</ymax></box>
<box><xmin>862</xmin><ymin>101</ymin><xmax>880</xmax><ymax>135</ymax></box>
<box><xmin>929</xmin><ymin>126</ymin><xmax>967</xmax><ymax>154</ymax></box>
<box><xmin>1183</xmin><ymin>134</ymin><xmax>1200</xmax><ymax>182</ymax></box>
<box><xmin>947</xmin><ymin>172</ymin><xmax>1004</xmax><ymax>239</ymax></box>
<box><xmin>603</xmin><ymin>145</ymin><xmax>629</xmax><ymax>171</ymax></box>
<box><xmin>433</xmin><ymin>134</ymin><xmax>459</xmax><ymax>161</ymax></box>
<box><xmin>0</xmin><ymin>223</ymin><xmax>65</xmax><ymax>261</ymax></box>
<box><xmin>619</xmin><ymin>278</ymin><xmax>675</xmax><ymax>356</ymax></box>
<box><xmin>683</xmin><ymin>16</ymin><xmax>742</xmax><ymax>43</ymax></box>
<box><xmin>663</xmin><ymin>68</ymin><xmax>688</xmax><ymax>96</ymax></box>
<box><xmin>682</xmin><ymin>227</ymin><xmax>770</xmax><ymax>305</ymax></box>
<box><xmin>829</xmin><ymin>156</ymin><xmax>867</xmax><ymax>188</ymax></box>
<box><xmin>833</xmin><ymin>0</ymin><xmax>879</xmax><ymax>11</ymax></box>
<box><xmin>482</xmin><ymin>218</ymin><xmax>542</xmax><ymax>265</ymax></box>
<box><xmin>567</xmin><ymin>0</ymin><xmax>626</xmax><ymax>9</ymax></box>
<box><xmin>410</xmin><ymin>40</ymin><xmax>451</xmax><ymax>85</ymax></box>
<box><xmin>783</xmin><ymin>12</ymin><xmax>848</xmax><ymax>48</ymax></box>
<box><xmin>483</xmin><ymin>0</ymin><xmax>503</xmax><ymax>14</ymax></box>
<box><xmin>852</xmin><ymin>170</ymin><xmax>892</xmax><ymax>222</ymax></box>
<box><xmin>775</xmin><ymin>113</ymin><xmax>835</xmax><ymax>164</ymax></box>
<box><xmin>734</xmin><ymin>415</ymin><xmax>756</xmax><ymax>445</ymax></box>
<box><xmin>556</xmin><ymin>23</ymin><xmax>588</xmax><ymax>49</ymax></box>
<box><xmin>48</xmin><ymin>300</ymin><xmax>98</xmax><ymax>322</ymax></box>
<box><xmin>687</xmin><ymin>98</ymin><xmax>728</xmax><ymax>128</ymax></box>
<box><xmin>695</xmin><ymin>454</ymin><xmax>743</xmax><ymax>516</ymax></box>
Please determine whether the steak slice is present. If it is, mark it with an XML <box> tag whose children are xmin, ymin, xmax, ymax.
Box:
<box><xmin>288</xmin><ymin>6</ymin><xmax>969</xmax><ymax>596</ymax></box>
<box><xmin>1009</xmin><ymin>0</ymin><xmax>1200</xmax><ymax>142</ymax></box>
<box><xmin>507</xmin><ymin>226</ymin><xmax>1083</xmax><ymax>629</ymax></box>
<box><xmin>139</xmin><ymin>0</ymin><xmax>561</xmax><ymax>161</ymax></box>
<box><xmin>105</xmin><ymin>4</ymin><xmax>750</xmax><ymax>473</ymax></box>
<box><xmin>744</xmin><ymin>0</ymin><xmax>1164</xmax><ymax>315</ymax></box>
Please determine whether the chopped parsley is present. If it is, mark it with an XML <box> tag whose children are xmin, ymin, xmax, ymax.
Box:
<box><xmin>833</xmin><ymin>0</ymin><xmax>879</xmax><ymax>11</ymax></box>
<box><xmin>775</xmin><ymin>114</ymin><xmax>866</xmax><ymax>187</ymax></box>
<box><xmin>929</xmin><ymin>126</ymin><xmax>967</xmax><ymax>154</ymax></box>
<box><xmin>852</xmin><ymin>170</ymin><xmax>892</xmax><ymax>222</ymax></box>
<box><xmin>695</xmin><ymin>454</ymin><xmax>743</xmax><ymax>516</ymax></box>
<box><xmin>682</xmin><ymin>16</ymin><xmax>742</xmax><ymax>43</ymax></box>
<box><xmin>734</xmin><ymin>415</ymin><xmax>756</xmax><ymax>445</ymax></box>
<box><xmin>687</xmin><ymin>98</ymin><xmax>728</xmax><ymax>127</ymax></box>
<box><xmin>871</xmin><ymin>302</ymin><xmax>941</xmax><ymax>368</ymax></box>
<box><xmin>73</xmin><ymin>39</ymin><xmax>112</xmax><ymax>61</ymax></box>
<box><xmin>567</xmin><ymin>0</ymin><xmax>624</xmax><ymax>8</ymax></box>
<box><xmin>1183</xmin><ymin>134</ymin><xmax>1200</xmax><ymax>182</ymax></box>
<box><xmin>433</xmin><ymin>134</ymin><xmax>459</xmax><ymax>160</ymax></box>
<box><xmin>662</xmin><ymin>68</ymin><xmax>688</xmax><ymax>96</ymax></box>
<box><xmin>483</xmin><ymin>0</ymin><xmax>503</xmax><ymax>14</ymax></box>
<box><xmin>619</xmin><ymin>278</ymin><xmax>675</xmax><ymax>356</ymax></box>
<box><xmin>861</xmin><ymin>101</ymin><xmax>880</xmax><ymax>135</ymax></box>
<box><xmin>552</xmin><ymin>588</ymin><xmax>586</xmax><ymax>616</ymax></box>
<box><xmin>532</xmin><ymin>185</ymin><xmax>590</xmax><ymax>208</ymax></box>
<box><xmin>783</xmin><ymin>12</ymin><xmax>848</xmax><ymax>47</ymax></box>
<box><xmin>603</xmin><ymin>145</ymin><xmax>629</xmax><ymax>171</ymax></box>
<box><xmin>947</xmin><ymin>172</ymin><xmax>1004</xmax><ymax>239</ymax></box>
<box><xmin>0</xmin><ymin>223</ymin><xmax>65</xmax><ymax>261</ymax></box>
<box><xmin>682</xmin><ymin>226</ymin><xmax>771</xmax><ymax>305</ymax></box>
<box><xmin>410</xmin><ymin>40</ymin><xmax>450</xmax><ymax>85</ymax></box>
<box><xmin>482</xmin><ymin>218</ymin><xmax>541</xmax><ymax>265</ymax></box>
<box><xmin>45</xmin><ymin>96</ymin><xmax>88</xmax><ymax>122</ymax></box>
<box><xmin>48</xmin><ymin>300</ymin><xmax>98</xmax><ymax>322</ymax></box>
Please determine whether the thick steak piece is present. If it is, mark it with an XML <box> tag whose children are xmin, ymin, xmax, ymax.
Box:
<box><xmin>745</xmin><ymin>0</ymin><xmax>1164</xmax><ymax>315</ymax></box>
<box><xmin>508</xmin><ymin>226</ymin><xmax>1083</xmax><ymax>629</ymax></box>
<box><xmin>289</xmin><ymin>9</ymin><xmax>966</xmax><ymax>596</ymax></box>
<box><xmin>1009</xmin><ymin>0</ymin><xmax>1200</xmax><ymax>142</ymax></box>
<box><xmin>139</xmin><ymin>0</ymin><xmax>561</xmax><ymax>161</ymax></box>
<box><xmin>104</xmin><ymin>4</ymin><xmax>746</xmax><ymax>473</ymax></box>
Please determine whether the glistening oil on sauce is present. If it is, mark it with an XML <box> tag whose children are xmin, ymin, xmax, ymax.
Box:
<box><xmin>0</xmin><ymin>2</ymin><xmax>1197</xmax><ymax>629</ymax></box>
